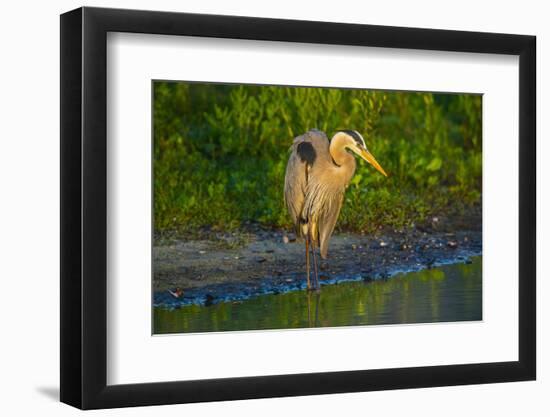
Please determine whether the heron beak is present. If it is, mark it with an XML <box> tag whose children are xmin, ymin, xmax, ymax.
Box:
<box><xmin>358</xmin><ymin>147</ymin><xmax>388</xmax><ymax>177</ymax></box>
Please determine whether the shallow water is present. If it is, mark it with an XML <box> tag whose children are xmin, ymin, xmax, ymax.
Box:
<box><xmin>154</xmin><ymin>256</ymin><xmax>481</xmax><ymax>334</ymax></box>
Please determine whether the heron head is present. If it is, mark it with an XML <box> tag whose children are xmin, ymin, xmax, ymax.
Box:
<box><xmin>336</xmin><ymin>130</ymin><xmax>388</xmax><ymax>177</ymax></box>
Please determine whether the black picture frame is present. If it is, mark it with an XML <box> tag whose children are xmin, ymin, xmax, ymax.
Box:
<box><xmin>60</xmin><ymin>6</ymin><xmax>536</xmax><ymax>410</ymax></box>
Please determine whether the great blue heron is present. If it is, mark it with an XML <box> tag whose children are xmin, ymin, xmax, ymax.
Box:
<box><xmin>284</xmin><ymin>129</ymin><xmax>387</xmax><ymax>290</ymax></box>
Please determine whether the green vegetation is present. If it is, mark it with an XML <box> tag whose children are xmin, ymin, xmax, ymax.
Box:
<box><xmin>153</xmin><ymin>82</ymin><xmax>482</xmax><ymax>234</ymax></box>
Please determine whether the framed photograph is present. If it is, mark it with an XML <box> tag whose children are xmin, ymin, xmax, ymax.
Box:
<box><xmin>60</xmin><ymin>6</ymin><xmax>536</xmax><ymax>409</ymax></box>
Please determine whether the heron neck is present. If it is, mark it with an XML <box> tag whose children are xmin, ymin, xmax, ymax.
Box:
<box><xmin>329</xmin><ymin>140</ymin><xmax>356</xmax><ymax>182</ymax></box>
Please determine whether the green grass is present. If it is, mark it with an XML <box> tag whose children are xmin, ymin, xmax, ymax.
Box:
<box><xmin>153</xmin><ymin>82</ymin><xmax>482</xmax><ymax>234</ymax></box>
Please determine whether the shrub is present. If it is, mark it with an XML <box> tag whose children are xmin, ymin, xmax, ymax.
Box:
<box><xmin>153</xmin><ymin>82</ymin><xmax>482</xmax><ymax>233</ymax></box>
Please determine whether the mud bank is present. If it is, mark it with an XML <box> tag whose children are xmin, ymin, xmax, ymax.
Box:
<box><xmin>154</xmin><ymin>216</ymin><xmax>482</xmax><ymax>308</ymax></box>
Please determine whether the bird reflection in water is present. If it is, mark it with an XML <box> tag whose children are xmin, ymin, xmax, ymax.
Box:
<box><xmin>307</xmin><ymin>290</ymin><xmax>321</xmax><ymax>328</ymax></box>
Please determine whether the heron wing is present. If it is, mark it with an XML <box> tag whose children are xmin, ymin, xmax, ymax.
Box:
<box><xmin>317</xmin><ymin>189</ymin><xmax>344</xmax><ymax>259</ymax></box>
<box><xmin>284</xmin><ymin>147</ymin><xmax>306</xmax><ymax>233</ymax></box>
<box><xmin>301</xmin><ymin>170</ymin><xmax>345</xmax><ymax>258</ymax></box>
<box><xmin>284</xmin><ymin>130</ymin><xmax>331</xmax><ymax>235</ymax></box>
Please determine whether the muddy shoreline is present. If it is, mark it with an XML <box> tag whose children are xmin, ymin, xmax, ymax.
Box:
<box><xmin>154</xmin><ymin>210</ymin><xmax>482</xmax><ymax>308</ymax></box>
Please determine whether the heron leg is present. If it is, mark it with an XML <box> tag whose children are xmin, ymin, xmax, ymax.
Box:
<box><xmin>311</xmin><ymin>241</ymin><xmax>321</xmax><ymax>290</ymax></box>
<box><xmin>305</xmin><ymin>237</ymin><xmax>311</xmax><ymax>290</ymax></box>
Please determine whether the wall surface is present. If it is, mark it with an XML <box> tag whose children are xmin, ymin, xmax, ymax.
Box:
<box><xmin>0</xmin><ymin>0</ymin><xmax>546</xmax><ymax>415</ymax></box>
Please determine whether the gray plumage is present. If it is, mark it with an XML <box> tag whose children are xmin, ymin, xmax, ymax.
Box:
<box><xmin>284</xmin><ymin>129</ymin><xmax>356</xmax><ymax>259</ymax></box>
<box><xmin>284</xmin><ymin>129</ymin><xmax>387</xmax><ymax>289</ymax></box>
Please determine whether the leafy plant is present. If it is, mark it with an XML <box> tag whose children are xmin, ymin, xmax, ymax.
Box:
<box><xmin>153</xmin><ymin>82</ymin><xmax>482</xmax><ymax>233</ymax></box>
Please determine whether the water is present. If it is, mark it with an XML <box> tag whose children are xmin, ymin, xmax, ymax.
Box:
<box><xmin>154</xmin><ymin>256</ymin><xmax>482</xmax><ymax>334</ymax></box>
